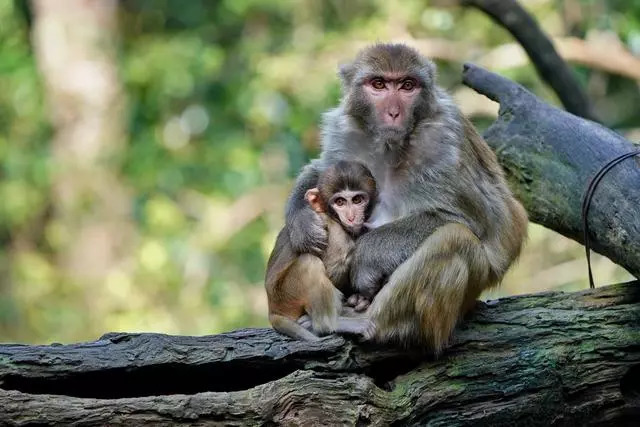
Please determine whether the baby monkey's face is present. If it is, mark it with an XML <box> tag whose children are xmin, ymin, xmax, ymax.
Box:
<box><xmin>304</xmin><ymin>187</ymin><xmax>371</xmax><ymax>236</ymax></box>
<box><xmin>328</xmin><ymin>189</ymin><xmax>370</xmax><ymax>235</ymax></box>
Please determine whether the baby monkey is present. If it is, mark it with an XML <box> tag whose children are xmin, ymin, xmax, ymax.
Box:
<box><xmin>265</xmin><ymin>161</ymin><xmax>376</xmax><ymax>341</ymax></box>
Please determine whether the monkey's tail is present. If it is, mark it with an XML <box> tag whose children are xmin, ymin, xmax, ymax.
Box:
<box><xmin>367</xmin><ymin>223</ymin><xmax>491</xmax><ymax>354</ymax></box>
<box><xmin>269</xmin><ymin>314</ymin><xmax>321</xmax><ymax>341</ymax></box>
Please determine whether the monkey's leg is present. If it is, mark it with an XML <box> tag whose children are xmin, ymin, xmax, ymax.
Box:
<box><xmin>298</xmin><ymin>314</ymin><xmax>374</xmax><ymax>339</ymax></box>
<box><xmin>305</xmin><ymin>283</ymin><xmax>340</xmax><ymax>336</ymax></box>
<box><xmin>300</xmin><ymin>255</ymin><xmax>341</xmax><ymax>336</ymax></box>
<box><xmin>367</xmin><ymin>223</ymin><xmax>491</xmax><ymax>354</ymax></box>
<box><xmin>269</xmin><ymin>314</ymin><xmax>321</xmax><ymax>342</ymax></box>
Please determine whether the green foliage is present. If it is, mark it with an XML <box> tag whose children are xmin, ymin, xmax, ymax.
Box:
<box><xmin>0</xmin><ymin>0</ymin><xmax>637</xmax><ymax>343</ymax></box>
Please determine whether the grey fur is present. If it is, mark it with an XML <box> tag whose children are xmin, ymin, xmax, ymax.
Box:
<box><xmin>285</xmin><ymin>43</ymin><xmax>526</xmax><ymax>349</ymax></box>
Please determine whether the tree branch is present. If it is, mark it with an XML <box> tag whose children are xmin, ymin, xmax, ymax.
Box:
<box><xmin>1</xmin><ymin>282</ymin><xmax>638</xmax><ymax>424</ymax></box>
<box><xmin>461</xmin><ymin>0</ymin><xmax>598</xmax><ymax>121</ymax></box>
<box><xmin>463</xmin><ymin>63</ymin><xmax>640</xmax><ymax>278</ymax></box>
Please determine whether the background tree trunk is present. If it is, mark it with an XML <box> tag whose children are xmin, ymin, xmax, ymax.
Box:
<box><xmin>30</xmin><ymin>0</ymin><xmax>134</xmax><ymax>288</ymax></box>
<box><xmin>461</xmin><ymin>0</ymin><xmax>597</xmax><ymax>121</ymax></box>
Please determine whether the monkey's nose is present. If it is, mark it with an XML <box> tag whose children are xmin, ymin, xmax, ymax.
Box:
<box><xmin>388</xmin><ymin>110</ymin><xmax>400</xmax><ymax>119</ymax></box>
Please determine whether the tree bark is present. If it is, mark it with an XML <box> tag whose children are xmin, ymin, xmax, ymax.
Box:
<box><xmin>462</xmin><ymin>63</ymin><xmax>640</xmax><ymax>280</ymax></box>
<box><xmin>0</xmin><ymin>281</ymin><xmax>639</xmax><ymax>425</ymax></box>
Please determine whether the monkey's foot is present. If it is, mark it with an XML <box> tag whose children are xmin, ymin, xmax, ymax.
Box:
<box><xmin>335</xmin><ymin>317</ymin><xmax>376</xmax><ymax>341</ymax></box>
<box><xmin>297</xmin><ymin>315</ymin><xmax>312</xmax><ymax>331</ymax></box>
<box><xmin>361</xmin><ymin>319</ymin><xmax>377</xmax><ymax>341</ymax></box>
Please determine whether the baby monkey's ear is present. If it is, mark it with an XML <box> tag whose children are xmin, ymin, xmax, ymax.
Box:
<box><xmin>305</xmin><ymin>188</ymin><xmax>325</xmax><ymax>213</ymax></box>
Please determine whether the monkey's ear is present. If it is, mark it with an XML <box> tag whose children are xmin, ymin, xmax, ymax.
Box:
<box><xmin>305</xmin><ymin>188</ymin><xmax>325</xmax><ymax>213</ymax></box>
<box><xmin>338</xmin><ymin>63</ymin><xmax>355</xmax><ymax>86</ymax></box>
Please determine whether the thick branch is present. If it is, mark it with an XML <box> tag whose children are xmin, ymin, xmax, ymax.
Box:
<box><xmin>462</xmin><ymin>0</ymin><xmax>597</xmax><ymax>121</ymax></box>
<box><xmin>463</xmin><ymin>63</ymin><xmax>640</xmax><ymax>278</ymax></box>
<box><xmin>1</xmin><ymin>282</ymin><xmax>639</xmax><ymax>425</ymax></box>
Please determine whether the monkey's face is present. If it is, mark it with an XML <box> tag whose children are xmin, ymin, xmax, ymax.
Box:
<box><xmin>340</xmin><ymin>44</ymin><xmax>435</xmax><ymax>149</ymax></box>
<box><xmin>328</xmin><ymin>190</ymin><xmax>370</xmax><ymax>235</ymax></box>
<box><xmin>363</xmin><ymin>75</ymin><xmax>420</xmax><ymax>134</ymax></box>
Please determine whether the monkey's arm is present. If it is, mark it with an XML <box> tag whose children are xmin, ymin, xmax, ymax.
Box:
<box><xmin>285</xmin><ymin>160</ymin><xmax>327</xmax><ymax>255</ymax></box>
<box><xmin>351</xmin><ymin>212</ymin><xmax>447</xmax><ymax>299</ymax></box>
<box><xmin>367</xmin><ymin>223</ymin><xmax>491</xmax><ymax>353</ymax></box>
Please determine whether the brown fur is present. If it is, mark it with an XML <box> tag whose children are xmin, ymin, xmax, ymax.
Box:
<box><xmin>265</xmin><ymin>162</ymin><xmax>377</xmax><ymax>340</ymax></box>
<box><xmin>318</xmin><ymin>43</ymin><xmax>528</xmax><ymax>353</ymax></box>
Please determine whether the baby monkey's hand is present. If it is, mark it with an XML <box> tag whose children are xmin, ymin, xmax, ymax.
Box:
<box><xmin>346</xmin><ymin>293</ymin><xmax>371</xmax><ymax>312</ymax></box>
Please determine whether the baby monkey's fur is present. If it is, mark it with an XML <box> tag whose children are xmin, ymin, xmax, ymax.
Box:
<box><xmin>265</xmin><ymin>161</ymin><xmax>376</xmax><ymax>341</ymax></box>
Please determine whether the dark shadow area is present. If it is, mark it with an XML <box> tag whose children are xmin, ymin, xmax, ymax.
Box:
<box><xmin>621</xmin><ymin>363</ymin><xmax>640</xmax><ymax>403</ymax></box>
<box><xmin>364</xmin><ymin>356</ymin><xmax>425</xmax><ymax>391</ymax></box>
<box><xmin>0</xmin><ymin>359</ymin><xmax>302</xmax><ymax>398</ymax></box>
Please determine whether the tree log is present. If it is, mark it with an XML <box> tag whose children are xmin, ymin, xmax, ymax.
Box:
<box><xmin>462</xmin><ymin>63</ymin><xmax>640</xmax><ymax>279</ymax></box>
<box><xmin>1</xmin><ymin>281</ymin><xmax>639</xmax><ymax>425</ymax></box>
<box><xmin>31</xmin><ymin>0</ymin><xmax>135</xmax><ymax>289</ymax></box>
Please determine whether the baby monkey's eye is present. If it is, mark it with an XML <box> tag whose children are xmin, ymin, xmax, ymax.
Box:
<box><xmin>371</xmin><ymin>78</ymin><xmax>386</xmax><ymax>90</ymax></box>
<box><xmin>352</xmin><ymin>195</ymin><xmax>364</xmax><ymax>204</ymax></box>
<box><xmin>334</xmin><ymin>197</ymin><xmax>346</xmax><ymax>207</ymax></box>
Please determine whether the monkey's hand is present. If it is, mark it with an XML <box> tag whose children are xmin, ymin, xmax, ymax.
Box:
<box><xmin>351</xmin><ymin>212</ymin><xmax>444</xmax><ymax>299</ymax></box>
<box><xmin>346</xmin><ymin>294</ymin><xmax>371</xmax><ymax>312</ymax></box>
<box><xmin>287</xmin><ymin>207</ymin><xmax>328</xmax><ymax>255</ymax></box>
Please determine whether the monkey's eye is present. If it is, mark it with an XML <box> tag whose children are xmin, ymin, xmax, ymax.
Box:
<box><xmin>401</xmin><ymin>79</ymin><xmax>416</xmax><ymax>91</ymax></box>
<box><xmin>334</xmin><ymin>197</ymin><xmax>346</xmax><ymax>207</ymax></box>
<box><xmin>371</xmin><ymin>79</ymin><xmax>386</xmax><ymax>90</ymax></box>
<box><xmin>352</xmin><ymin>195</ymin><xmax>364</xmax><ymax>204</ymax></box>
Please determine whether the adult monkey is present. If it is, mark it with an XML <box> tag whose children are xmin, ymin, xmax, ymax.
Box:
<box><xmin>286</xmin><ymin>44</ymin><xmax>528</xmax><ymax>353</ymax></box>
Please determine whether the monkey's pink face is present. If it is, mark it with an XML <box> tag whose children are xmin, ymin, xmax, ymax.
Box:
<box><xmin>363</xmin><ymin>75</ymin><xmax>420</xmax><ymax>129</ymax></box>
<box><xmin>329</xmin><ymin>190</ymin><xmax>370</xmax><ymax>234</ymax></box>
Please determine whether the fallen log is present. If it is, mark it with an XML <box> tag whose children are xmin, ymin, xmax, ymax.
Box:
<box><xmin>1</xmin><ymin>281</ymin><xmax>639</xmax><ymax>425</ymax></box>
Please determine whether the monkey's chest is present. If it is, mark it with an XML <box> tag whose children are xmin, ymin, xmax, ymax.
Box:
<box><xmin>322</xmin><ymin>221</ymin><xmax>355</xmax><ymax>292</ymax></box>
<box><xmin>368</xmin><ymin>187</ymin><xmax>407</xmax><ymax>228</ymax></box>
<box><xmin>367</xmin><ymin>169</ymin><xmax>437</xmax><ymax>228</ymax></box>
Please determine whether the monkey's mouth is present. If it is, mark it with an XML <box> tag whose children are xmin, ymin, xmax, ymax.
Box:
<box><xmin>376</xmin><ymin>126</ymin><xmax>410</xmax><ymax>148</ymax></box>
<box><xmin>378</xmin><ymin>124</ymin><xmax>406</xmax><ymax>134</ymax></box>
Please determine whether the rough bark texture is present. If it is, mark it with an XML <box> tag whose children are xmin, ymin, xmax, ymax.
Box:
<box><xmin>1</xmin><ymin>281</ymin><xmax>639</xmax><ymax>425</ymax></box>
<box><xmin>462</xmin><ymin>63</ymin><xmax>640</xmax><ymax>280</ymax></box>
